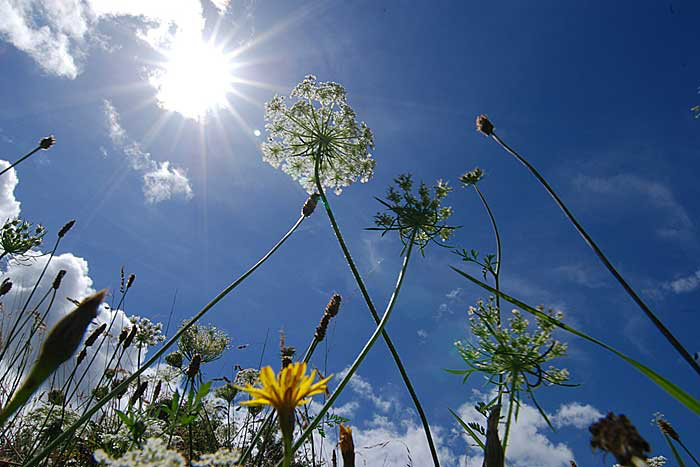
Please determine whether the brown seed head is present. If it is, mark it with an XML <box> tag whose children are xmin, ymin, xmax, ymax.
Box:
<box><xmin>476</xmin><ymin>115</ymin><xmax>494</xmax><ymax>136</ymax></box>
<box><xmin>589</xmin><ymin>413</ymin><xmax>650</xmax><ymax>466</ymax></box>
<box><xmin>302</xmin><ymin>193</ymin><xmax>321</xmax><ymax>217</ymax></box>
<box><xmin>84</xmin><ymin>323</ymin><xmax>107</xmax><ymax>347</ymax></box>
<box><xmin>123</xmin><ymin>324</ymin><xmax>138</xmax><ymax>349</ymax></box>
<box><xmin>52</xmin><ymin>270</ymin><xmax>67</xmax><ymax>290</ymax></box>
<box><xmin>656</xmin><ymin>417</ymin><xmax>679</xmax><ymax>442</ymax></box>
<box><xmin>339</xmin><ymin>424</ymin><xmax>355</xmax><ymax>466</ymax></box>
<box><xmin>118</xmin><ymin>327</ymin><xmax>129</xmax><ymax>345</ymax></box>
<box><xmin>76</xmin><ymin>348</ymin><xmax>87</xmax><ymax>366</ymax></box>
<box><xmin>47</xmin><ymin>389</ymin><xmax>65</xmax><ymax>405</ymax></box>
<box><xmin>39</xmin><ymin>135</ymin><xmax>56</xmax><ymax>150</ymax></box>
<box><xmin>34</xmin><ymin>290</ymin><xmax>106</xmax><ymax>382</ymax></box>
<box><xmin>0</xmin><ymin>278</ymin><xmax>12</xmax><ymax>296</ymax></box>
<box><xmin>152</xmin><ymin>380</ymin><xmax>162</xmax><ymax>404</ymax></box>
<box><xmin>126</xmin><ymin>273</ymin><xmax>135</xmax><ymax>289</ymax></box>
<box><xmin>325</xmin><ymin>294</ymin><xmax>342</xmax><ymax>317</ymax></box>
<box><xmin>57</xmin><ymin>220</ymin><xmax>75</xmax><ymax>238</ymax></box>
<box><xmin>129</xmin><ymin>381</ymin><xmax>148</xmax><ymax>406</ymax></box>
<box><xmin>187</xmin><ymin>353</ymin><xmax>202</xmax><ymax>378</ymax></box>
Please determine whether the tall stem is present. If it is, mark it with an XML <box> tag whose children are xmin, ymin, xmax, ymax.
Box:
<box><xmin>0</xmin><ymin>146</ymin><xmax>41</xmax><ymax>178</ymax></box>
<box><xmin>313</xmin><ymin>158</ymin><xmax>441</xmax><ymax>467</ymax></box>
<box><xmin>24</xmin><ymin>215</ymin><xmax>306</xmax><ymax>467</ymax></box>
<box><xmin>489</xmin><ymin>131</ymin><xmax>700</xmax><ymax>378</ymax></box>
<box><xmin>501</xmin><ymin>379</ymin><xmax>516</xmax><ymax>456</ymax></box>
<box><xmin>283</xmin><ymin>232</ymin><xmax>416</xmax><ymax>464</ymax></box>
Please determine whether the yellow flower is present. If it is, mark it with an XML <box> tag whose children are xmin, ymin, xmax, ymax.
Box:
<box><xmin>238</xmin><ymin>362</ymin><xmax>331</xmax><ymax>411</ymax></box>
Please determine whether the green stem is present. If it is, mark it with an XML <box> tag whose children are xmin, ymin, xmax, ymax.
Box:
<box><xmin>501</xmin><ymin>379</ymin><xmax>516</xmax><ymax>456</ymax></box>
<box><xmin>279</xmin><ymin>231</ymin><xmax>416</xmax><ymax>465</ymax></box>
<box><xmin>0</xmin><ymin>145</ymin><xmax>42</xmax><ymax>178</ymax></box>
<box><xmin>313</xmin><ymin>158</ymin><xmax>441</xmax><ymax>467</ymax></box>
<box><xmin>664</xmin><ymin>433</ymin><xmax>687</xmax><ymax>467</ymax></box>
<box><xmin>489</xmin><ymin>131</ymin><xmax>700</xmax><ymax>377</ymax></box>
<box><xmin>24</xmin><ymin>215</ymin><xmax>306</xmax><ymax>467</ymax></box>
<box><xmin>677</xmin><ymin>438</ymin><xmax>700</xmax><ymax>467</ymax></box>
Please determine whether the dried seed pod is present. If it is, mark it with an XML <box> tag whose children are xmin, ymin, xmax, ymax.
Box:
<box><xmin>656</xmin><ymin>417</ymin><xmax>679</xmax><ymax>442</ymax></box>
<box><xmin>129</xmin><ymin>381</ymin><xmax>148</xmax><ymax>406</ymax></box>
<box><xmin>151</xmin><ymin>380</ymin><xmax>162</xmax><ymax>404</ymax></box>
<box><xmin>123</xmin><ymin>324</ymin><xmax>138</xmax><ymax>350</ymax></box>
<box><xmin>118</xmin><ymin>327</ymin><xmax>129</xmax><ymax>345</ymax></box>
<box><xmin>84</xmin><ymin>323</ymin><xmax>107</xmax><ymax>347</ymax></box>
<box><xmin>325</xmin><ymin>294</ymin><xmax>341</xmax><ymax>317</ymax></box>
<box><xmin>476</xmin><ymin>114</ymin><xmax>494</xmax><ymax>136</ymax></box>
<box><xmin>186</xmin><ymin>353</ymin><xmax>202</xmax><ymax>379</ymax></box>
<box><xmin>76</xmin><ymin>348</ymin><xmax>87</xmax><ymax>366</ymax></box>
<box><xmin>39</xmin><ymin>135</ymin><xmax>55</xmax><ymax>150</ymax></box>
<box><xmin>52</xmin><ymin>270</ymin><xmax>67</xmax><ymax>290</ymax></box>
<box><xmin>57</xmin><ymin>219</ymin><xmax>75</xmax><ymax>238</ymax></box>
<box><xmin>302</xmin><ymin>193</ymin><xmax>320</xmax><ymax>217</ymax></box>
<box><xmin>126</xmin><ymin>273</ymin><xmax>135</xmax><ymax>289</ymax></box>
<box><xmin>339</xmin><ymin>424</ymin><xmax>355</xmax><ymax>467</ymax></box>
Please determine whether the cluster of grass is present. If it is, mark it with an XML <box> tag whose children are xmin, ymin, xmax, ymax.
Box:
<box><xmin>0</xmin><ymin>77</ymin><xmax>698</xmax><ymax>467</ymax></box>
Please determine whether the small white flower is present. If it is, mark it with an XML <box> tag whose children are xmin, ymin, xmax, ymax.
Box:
<box><xmin>262</xmin><ymin>75</ymin><xmax>375</xmax><ymax>195</ymax></box>
<box><xmin>94</xmin><ymin>437</ymin><xmax>185</xmax><ymax>466</ymax></box>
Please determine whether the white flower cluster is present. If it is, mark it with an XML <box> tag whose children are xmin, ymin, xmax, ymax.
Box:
<box><xmin>262</xmin><ymin>75</ymin><xmax>375</xmax><ymax>195</ymax></box>
<box><xmin>94</xmin><ymin>438</ymin><xmax>242</xmax><ymax>466</ymax></box>
<box><xmin>613</xmin><ymin>456</ymin><xmax>666</xmax><ymax>467</ymax></box>
<box><xmin>129</xmin><ymin>315</ymin><xmax>166</xmax><ymax>347</ymax></box>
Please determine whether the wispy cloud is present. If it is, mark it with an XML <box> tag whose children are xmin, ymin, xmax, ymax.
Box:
<box><xmin>104</xmin><ymin>100</ymin><xmax>193</xmax><ymax>203</ymax></box>
<box><xmin>662</xmin><ymin>268</ymin><xmax>700</xmax><ymax>294</ymax></box>
<box><xmin>0</xmin><ymin>0</ymin><xmax>209</xmax><ymax>78</ymax></box>
<box><xmin>574</xmin><ymin>173</ymin><xmax>693</xmax><ymax>239</ymax></box>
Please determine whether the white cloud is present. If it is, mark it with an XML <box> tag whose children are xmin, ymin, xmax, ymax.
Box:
<box><xmin>0</xmin><ymin>160</ymin><xmax>21</xmax><ymax>221</ymax></box>
<box><xmin>143</xmin><ymin>161</ymin><xmax>194</xmax><ymax>204</ymax></box>
<box><xmin>456</xmin><ymin>392</ymin><xmax>600</xmax><ymax>467</ymax></box>
<box><xmin>209</xmin><ymin>0</ymin><xmax>230</xmax><ymax>14</ymax></box>
<box><xmin>335</xmin><ymin>369</ymin><xmax>396</xmax><ymax>413</ymax></box>
<box><xmin>104</xmin><ymin>100</ymin><xmax>193</xmax><ymax>203</ymax></box>
<box><xmin>0</xmin><ymin>0</ymin><xmax>207</xmax><ymax>78</ymax></box>
<box><xmin>574</xmin><ymin>174</ymin><xmax>693</xmax><ymax>239</ymax></box>
<box><xmin>663</xmin><ymin>269</ymin><xmax>700</xmax><ymax>294</ymax></box>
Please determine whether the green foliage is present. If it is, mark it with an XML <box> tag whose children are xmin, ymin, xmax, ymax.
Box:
<box><xmin>0</xmin><ymin>218</ymin><xmax>45</xmax><ymax>260</ymax></box>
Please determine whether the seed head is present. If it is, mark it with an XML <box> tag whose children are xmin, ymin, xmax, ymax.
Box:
<box><xmin>47</xmin><ymin>389</ymin><xmax>65</xmax><ymax>405</ymax></box>
<box><xmin>325</xmin><ymin>294</ymin><xmax>341</xmax><ymax>317</ymax></box>
<box><xmin>459</xmin><ymin>167</ymin><xmax>485</xmax><ymax>186</ymax></box>
<box><xmin>84</xmin><ymin>323</ymin><xmax>107</xmax><ymax>347</ymax></box>
<box><xmin>57</xmin><ymin>220</ymin><xmax>75</xmax><ymax>238</ymax></box>
<box><xmin>186</xmin><ymin>353</ymin><xmax>202</xmax><ymax>378</ymax></box>
<box><xmin>76</xmin><ymin>348</ymin><xmax>87</xmax><ymax>365</ymax></box>
<box><xmin>123</xmin><ymin>324</ymin><xmax>138</xmax><ymax>349</ymax></box>
<box><xmin>476</xmin><ymin>115</ymin><xmax>494</xmax><ymax>136</ymax></box>
<box><xmin>165</xmin><ymin>352</ymin><xmax>183</xmax><ymax>368</ymax></box>
<box><xmin>315</xmin><ymin>294</ymin><xmax>342</xmax><ymax>342</ymax></box>
<box><xmin>0</xmin><ymin>278</ymin><xmax>12</xmax><ymax>296</ymax></box>
<box><xmin>151</xmin><ymin>380</ymin><xmax>162</xmax><ymax>404</ymax></box>
<box><xmin>302</xmin><ymin>193</ymin><xmax>321</xmax><ymax>217</ymax></box>
<box><xmin>589</xmin><ymin>413</ymin><xmax>650</xmax><ymax>466</ymax></box>
<box><xmin>126</xmin><ymin>273</ymin><xmax>135</xmax><ymax>289</ymax></box>
<box><xmin>129</xmin><ymin>381</ymin><xmax>148</xmax><ymax>406</ymax></box>
<box><xmin>39</xmin><ymin>135</ymin><xmax>55</xmax><ymax>150</ymax></box>
<box><xmin>118</xmin><ymin>327</ymin><xmax>129</xmax><ymax>345</ymax></box>
<box><xmin>655</xmin><ymin>416</ymin><xmax>679</xmax><ymax>442</ymax></box>
<box><xmin>52</xmin><ymin>269</ymin><xmax>66</xmax><ymax>290</ymax></box>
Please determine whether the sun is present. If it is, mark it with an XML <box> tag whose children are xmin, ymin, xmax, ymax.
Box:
<box><xmin>151</xmin><ymin>36</ymin><xmax>236</xmax><ymax>121</ymax></box>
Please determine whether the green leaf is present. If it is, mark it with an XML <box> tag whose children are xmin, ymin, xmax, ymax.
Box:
<box><xmin>452</xmin><ymin>266</ymin><xmax>700</xmax><ymax>416</ymax></box>
<box><xmin>115</xmin><ymin>409</ymin><xmax>132</xmax><ymax>427</ymax></box>
<box><xmin>449</xmin><ymin>408</ymin><xmax>485</xmax><ymax>450</ymax></box>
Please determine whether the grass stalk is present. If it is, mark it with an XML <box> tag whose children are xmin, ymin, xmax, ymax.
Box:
<box><xmin>484</xmin><ymin>126</ymin><xmax>700</xmax><ymax>377</ymax></box>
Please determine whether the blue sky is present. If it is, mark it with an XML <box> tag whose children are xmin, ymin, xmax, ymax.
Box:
<box><xmin>1</xmin><ymin>0</ymin><xmax>700</xmax><ymax>465</ymax></box>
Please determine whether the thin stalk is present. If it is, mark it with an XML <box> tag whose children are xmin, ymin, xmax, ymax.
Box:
<box><xmin>281</xmin><ymin>232</ymin><xmax>416</xmax><ymax>465</ymax></box>
<box><xmin>313</xmin><ymin>158</ymin><xmax>441</xmax><ymax>467</ymax></box>
<box><xmin>677</xmin><ymin>438</ymin><xmax>700</xmax><ymax>467</ymax></box>
<box><xmin>501</xmin><ymin>379</ymin><xmax>516</xmax><ymax>456</ymax></box>
<box><xmin>24</xmin><ymin>215</ymin><xmax>306</xmax><ymax>467</ymax></box>
<box><xmin>0</xmin><ymin>145</ymin><xmax>42</xmax><ymax>178</ymax></box>
<box><xmin>489</xmin><ymin>130</ymin><xmax>700</xmax><ymax>378</ymax></box>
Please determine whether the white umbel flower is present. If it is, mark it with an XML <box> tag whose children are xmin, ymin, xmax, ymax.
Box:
<box><xmin>262</xmin><ymin>75</ymin><xmax>375</xmax><ymax>195</ymax></box>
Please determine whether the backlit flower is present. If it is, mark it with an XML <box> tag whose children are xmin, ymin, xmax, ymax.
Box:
<box><xmin>262</xmin><ymin>75</ymin><xmax>375</xmax><ymax>195</ymax></box>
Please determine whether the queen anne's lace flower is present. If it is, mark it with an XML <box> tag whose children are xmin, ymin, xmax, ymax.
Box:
<box><xmin>128</xmin><ymin>315</ymin><xmax>165</xmax><ymax>347</ymax></box>
<box><xmin>94</xmin><ymin>437</ymin><xmax>185</xmax><ymax>466</ymax></box>
<box><xmin>262</xmin><ymin>75</ymin><xmax>375</xmax><ymax>195</ymax></box>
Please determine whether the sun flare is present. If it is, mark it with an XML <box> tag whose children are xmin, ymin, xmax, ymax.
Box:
<box><xmin>151</xmin><ymin>36</ymin><xmax>236</xmax><ymax>120</ymax></box>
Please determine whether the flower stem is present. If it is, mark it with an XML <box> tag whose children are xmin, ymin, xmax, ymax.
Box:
<box><xmin>313</xmin><ymin>159</ymin><xmax>441</xmax><ymax>467</ymax></box>
<box><xmin>23</xmin><ymin>215</ymin><xmax>307</xmax><ymax>467</ymax></box>
<box><xmin>283</xmin><ymin>231</ymin><xmax>416</xmax><ymax>464</ymax></box>
<box><xmin>0</xmin><ymin>145</ymin><xmax>42</xmax><ymax>178</ymax></box>
<box><xmin>501</xmin><ymin>379</ymin><xmax>516</xmax><ymax>456</ymax></box>
<box><xmin>488</xmin><ymin>131</ymin><xmax>700</xmax><ymax>378</ymax></box>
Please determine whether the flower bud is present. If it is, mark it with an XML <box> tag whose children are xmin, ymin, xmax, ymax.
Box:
<box><xmin>57</xmin><ymin>220</ymin><xmax>75</xmax><ymax>238</ymax></box>
<box><xmin>165</xmin><ymin>352</ymin><xmax>183</xmax><ymax>368</ymax></box>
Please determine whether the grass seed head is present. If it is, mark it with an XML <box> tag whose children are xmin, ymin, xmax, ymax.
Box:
<box><xmin>476</xmin><ymin>114</ymin><xmax>494</xmax><ymax>136</ymax></box>
<box><xmin>57</xmin><ymin>219</ymin><xmax>75</xmax><ymax>238</ymax></box>
<box><xmin>39</xmin><ymin>135</ymin><xmax>55</xmax><ymax>150</ymax></box>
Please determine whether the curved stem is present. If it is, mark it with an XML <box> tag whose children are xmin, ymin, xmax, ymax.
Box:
<box><xmin>24</xmin><ymin>215</ymin><xmax>306</xmax><ymax>467</ymax></box>
<box><xmin>0</xmin><ymin>146</ymin><xmax>41</xmax><ymax>178</ymax></box>
<box><xmin>283</xmin><ymin>232</ymin><xmax>416</xmax><ymax>464</ymax></box>
<box><xmin>313</xmin><ymin>158</ymin><xmax>441</xmax><ymax>467</ymax></box>
<box><xmin>490</xmin><ymin>131</ymin><xmax>700</xmax><ymax>378</ymax></box>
